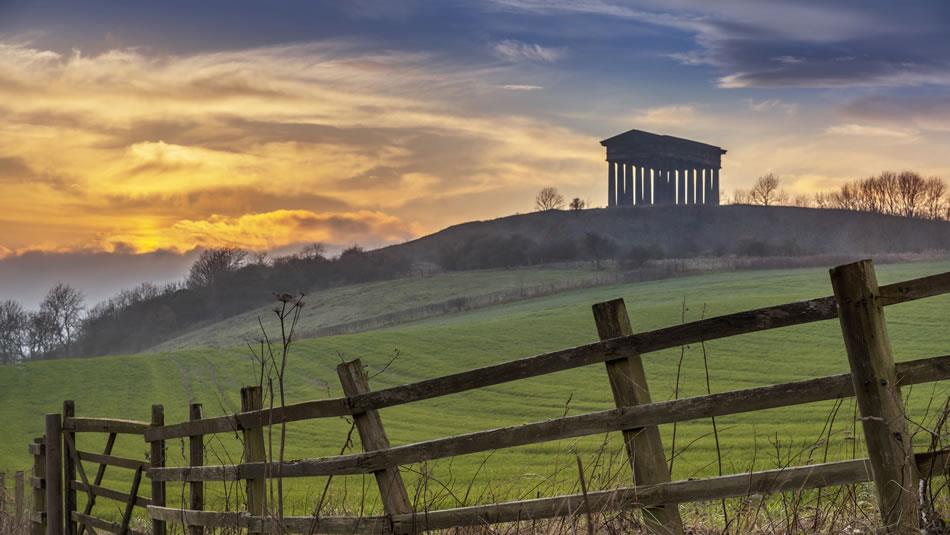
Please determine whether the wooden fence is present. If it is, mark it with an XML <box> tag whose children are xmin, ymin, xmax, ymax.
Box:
<box><xmin>26</xmin><ymin>259</ymin><xmax>950</xmax><ymax>534</ymax></box>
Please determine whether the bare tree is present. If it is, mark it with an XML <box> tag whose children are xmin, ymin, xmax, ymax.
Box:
<box><xmin>535</xmin><ymin>187</ymin><xmax>565</xmax><ymax>211</ymax></box>
<box><xmin>298</xmin><ymin>243</ymin><xmax>327</xmax><ymax>260</ymax></box>
<box><xmin>922</xmin><ymin>176</ymin><xmax>947</xmax><ymax>220</ymax></box>
<box><xmin>569</xmin><ymin>197</ymin><xmax>586</xmax><ymax>211</ymax></box>
<box><xmin>792</xmin><ymin>194</ymin><xmax>812</xmax><ymax>208</ymax></box>
<box><xmin>730</xmin><ymin>189</ymin><xmax>748</xmax><ymax>204</ymax></box>
<box><xmin>813</xmin><ymin>191</ymin><xmax>831</xmax><ymax>209</ymax></box>
<box><xmin>747</xmin><ymin>173</ymin><xmax>788</xmax><ymax>206</ymax></box>
<box><xmin>187</xmin><ymin>247</ymin><xmax>249</xmax><ymax>288</ymax></box>
<box><xmin>27</xmin><ymin>310</ymin><xmax>58</xmax><ymax>358</ymax></box>
<box><xmin>896</xmin><ymin>170</ymin><xmax>927</xmax><ymax>217</ymax></box>
<box><xmin>0</xmin><ymin>300</ymin><xmax>27</xmax><ymax>363</ymax></box>
<box><xmin>40</xmin><ymin>283</ymin><xmax>85</xmax><ymax>351</ymax></box>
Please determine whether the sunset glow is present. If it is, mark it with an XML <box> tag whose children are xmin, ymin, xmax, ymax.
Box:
<box><xmin>2</xmin><ymin>1</ymin><xmax>949</xmax><ymax>259</ymax></box>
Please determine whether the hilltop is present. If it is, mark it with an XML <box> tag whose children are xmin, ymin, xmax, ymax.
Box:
<box><xmin>72</xmin><ymin>206</ymin><xmax>950</xmax><ymax>356</ymax></box>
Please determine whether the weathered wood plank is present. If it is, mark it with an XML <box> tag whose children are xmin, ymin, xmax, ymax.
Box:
<box><xmin>71</xmin><ymin>512</ymin><xmax>147</xmax><ymax>535</ymax></box>
<box><xmin>338</xmin><ymin>359</ymin><xmax>413</xmax><ymax>522</ymax></box>
<box><xmin>144</xmin><ymin>398</ymin><xmax>349</xmax><ymax>442</ymax></box>
<box><xmin>64</xmin><ymin>418</ymin><xmax>148</xmax><ymax>435</ymax></box>
<box><xmin>188</xmin><ymin>403</ymin><xmax>204</xmax><ymax>535</ymax></box>
<box><xmin>389</xmin><ymin>450</ymin><xmax>950</xmax><ymax>532</ymax></box>
<box><xmin>44</xmin><ymin>414</ymin><xmax>62</xmax><ymax>535</ymax></box>
<box><xmin>143</xmin><ymin>271</ymin><xmax>950</xmax><ymax>443</ymax></box>
<box><xmin>77</xmin><ymin>433</ymin><xmax>117</xmax><ymax>535</ymax></box>
<box><xmin>241</xmin><ymin>386</ymin><xmax>267</xmax><ymax>534</ymax></box>
<box><xmin>76</xmin><ymin>450</ymin><xmax>144</xmax><ymax>471</ymax></box>
<box><xmin>149</xmin><ymin>354</ymin><xmax>950</xmax><ymax>482</ymax></box>
<box><xmin>15</xmin><ymin>470</ymin><xmax>24</xmax><ymax>525</ymax></box>
<box><xmin>69</xmin><ymin>481</ymin><xmax>151</xmax><ymax>508</ymax></box>
<box><xmin>593</xmin><ymin>298</ymin><xmax>683</xmax><ymax>534</ymax></box>
<box><xmin>31</xmin><ymin>436</ymin><xmax>46</xmax><ymax>535</ymax></box>
<box><xmin>63</xmin><ymin>401</ymin><xmax>77</xmax><ymax>535</ymax></box>
<box><xmin>149</xmin><ymin>405</ymin><xmax>166</xmax><ymax>535</ymax></box>
<box><xmin>118</xmin><ymin>467</ymin><xmax>144</xmax><ymax>535</ymax></box>
<box><xmin>831</xmin><ymin>260</ymin><xmax>919</xmax><ymax>532</ymax></box>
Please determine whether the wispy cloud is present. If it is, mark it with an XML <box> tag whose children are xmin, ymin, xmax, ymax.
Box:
<box><xmin>0</xmin><ymin>39</ymin><xmax>599</xmax><ymax>254</ymax></box>
<box><xmin>825</xmin><ymin>123</ymin><xmax>918</xmax><ymax>139</ymax></box>
<box><xmin>492</xmin><ymin>39</ymin><xmax>565</xmax><ymax>63</ymax></box>
<box><xmin>746</xmin><ymin>98</ymin><xmax>798</xmax><ymax>116</ymax></box>
<box><xmin>631</xmin><ymin>104</ymin><xmax>703</xmax><ymax>127</ymax></box>
<box><xmin>501</xmin><ymin>84</ymin><xmax>544</xmax><ymax>91</ymax></box>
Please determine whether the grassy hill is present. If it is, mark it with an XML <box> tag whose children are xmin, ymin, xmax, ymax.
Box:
<box><xmin>2</xmin><ymin>259</ymin><xmax>949</xmax><ymax>516</ymax></box>
<box><xmin>392</xmin><ymin>205</ymin><xmax>950</xmax><ymax>263</ymax></box>
<box><xmin>70</xmin><ymin>206</ymin><xmax>950</xmax><ymax>357</ymax></box>
<box><xmin>151</xmin><ymin>266</ymin><xmax>621</xmax><ymax>351</ymax></box>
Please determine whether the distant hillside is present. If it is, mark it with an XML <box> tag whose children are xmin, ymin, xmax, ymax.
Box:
<box><xmin>391</xmin><ymin>205</ymin><xmax>950</xmax><ymax>263</ymax></box>
<box><xmin>74</xmin><ymin>205</ymin><xmax>950</xmax><ymax>356</ymax></box>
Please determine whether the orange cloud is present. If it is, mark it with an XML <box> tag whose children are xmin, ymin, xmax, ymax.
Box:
<box><xmin>0</xmin><ymin>40</ymin><xmax>603</xmax><ymax>254</ymax></box>
<box><xmin>98</xmin><ymin>209</ymin><xmax>419</xmax><ymax>254</ymax></box>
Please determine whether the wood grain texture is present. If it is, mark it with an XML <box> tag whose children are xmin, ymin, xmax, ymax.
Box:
<box><xmin>188</xmin><ymin>403</ymin><xmax>204</xmax><ymax>535</ymax></box>
<box><xmin>593</xmin><ymin>298</ymin><xmax>683</xmax><ymax>534</ymax></box>
<box><xmin>148</xmin><ymin>354</ymin><xmax>950</xmax><ymax>482</ymax></box>
<box><xmin>338</xmin><ymin>359</ymin><xmax>413</xmax><ymax>523</ymax></box>
<box><xmin>65</xmin><ymin>418</ymin><xmax>149</xmax><ymax>435</ymax></box>
<box><xmin>30</xmin><ymin>437</ymin><xmax>46</xmax><ymax>535</ymax></box>
<box><xmin>149</xmin><ymin>405</ymin><xmax>166</xmax><ymax>535</ymax></box>
<box><xmin>144</xmin><ymin>271</ymin><xmax>950</xmax><ymax>443</ymax></box>
<box><xmin>831</xmin><ymin>260</ymin><xmax>919</xmax><ymax>532</ymax></box>
<box><xmin>241</xmin><ymin>387</ymin><xmax>267</xmax><ymax>534</ymax></box>
<box><xmin>44</xmin><ymin>414</ymin><xmax>62</xmax><ymax>535</ymax></box>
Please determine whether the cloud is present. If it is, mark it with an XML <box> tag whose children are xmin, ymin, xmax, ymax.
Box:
<box><xmin>492</xmin><ymin>0</ymin><xmax>950</xmax><ymax>89</ymax></box>
<box><xmin>101</xmin><ymin>209</ymin><xmax>420</xmax><ymax>253</ymax></box>
<box><xmin>825</xmin><ymin>123</ymin><xmax>919</xmax><ymax>139</ymax></box>
<box><xmin>841</xmin><ymin>94</ymin><xmax>950</xmax><ymax>133</ymax></box>
<box><xmin>631</xmin><ymin>105</ymin><xmax>703</xmax><ymax>127</ymax></box>
<box><xmin>501</xmin><ymin>84</ymin><xmax>544</xmax><ymax>91</ymax></box>
<box><xmin>771</xmin><ymin>56</ymin><xmax>804</xmax><ymax>65</ymax></box>
<box><xmin>492</xmin><ymin>40</ymin><xmax>566</xmax><ymax>63</ymax></box>
<box><xmin>0</xmin><ymin>39</ymin><xmax>601</xmax><ymax>255</ymax></box>
<box><xmin>746</xmin><ymin>98</ymin><xmax>798</xmax><ymax>116</ymax></box>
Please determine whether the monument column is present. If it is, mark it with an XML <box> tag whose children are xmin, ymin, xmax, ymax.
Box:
<box><xmin>643</xmin><ymin>165</ymin><xmax>653</xmax><ymax>206</ymax></box>
<box><xmin>712</xmin><ymin>167</ymin><xmax>720</xmax><ymax>206</ymax></box>
<box><xmin>608</xmin><ymin>161</ymin><xmax>616</xmax><ymax>207</ymax></box>
<box><xmin>624</xmin><ymin>163</ymin><xmax>634</xmax><ymax>205</ymax></box>
<box><xmin>689</xmin><ymin>169</ymin><xmax>703</xmax><ymax>204</ymax></box>
<box><xmin>681</xmin><ymin>165</ymin><xmax>689</xmax><ymax>205</ymax></box>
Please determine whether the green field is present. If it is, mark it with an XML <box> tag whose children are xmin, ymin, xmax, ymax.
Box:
<box><xmin>2</xmin><ymin>260</ymin><xmax>949</xmax><ymax>518</ymax></box>
<box><xmin>152</xmin><ymin>266</ymin><xmax>609</xmax><ymax>351</ymax></box>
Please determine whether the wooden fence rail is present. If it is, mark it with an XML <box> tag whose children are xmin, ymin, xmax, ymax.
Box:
<box><xmin>30</xmin><ymin>260</ymin><xmax>950</xmax><ymax>534</ymax></box>
<box><xmin>144</xmin><ymin>270</ymin><xmax>950</xmax><ymax>443</ymax></box>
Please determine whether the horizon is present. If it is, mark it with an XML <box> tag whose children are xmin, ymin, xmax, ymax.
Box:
<box><xmin>2</xmin><ymin>0</ymin><xmax>950</xmax><ymax>306</ymax></box>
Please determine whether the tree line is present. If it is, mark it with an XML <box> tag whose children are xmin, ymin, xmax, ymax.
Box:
<box><xmin>0</xmin><ymin>244</ymin><xmax>412</xmax><ymax>361</ymax></box>
<box><xmin>733</xmin><ymin>170</ymin><xmax>950</xmax><ymax>220</ymax></box>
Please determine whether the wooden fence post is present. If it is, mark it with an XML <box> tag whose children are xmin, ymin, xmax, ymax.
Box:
<box><xmin>593</xmin><ymin>299</ymin><xmax>684</xmax><ymax>535</ymax></box>
<box><xmin>150</xmin><ymin>405</ymin><xmax>167</xmax><ymax>535</ymax></box>
<box><xmin>241</xmin><ymin>387</ymin><xmax>266</xmax><ymax>534</ymax></box>
<box><xmin>189</xmin><ymin>402</ymin><xmax>204</xmax><ymax>535</ymax></box>
<box><xmin>15</xmin><ymin>470</ymin><xmax>24</xmax><ymax>527</ymax></box>
<box><xmin>63</xmin><ymin>400</ymin><xmax>76</xmax><ymax>535</ymax></box>
<box><xmin>44</xmin><ymin>414</ymin><xmax>63</xmax><ymax>535</ymax></box>
<box><xmin>31</xmin><ymin>437</ymin><xmax>46</xmax><ymax>535</ymax></box>
<box><xmin>337</xmin><ymin>359</ymin><xmax>413</xmax><ymax>530</ymax></box>
<box><xmin>830</xmin><ymin>260</ymin><xmax>919</xmax><ymax>532</ymax></box>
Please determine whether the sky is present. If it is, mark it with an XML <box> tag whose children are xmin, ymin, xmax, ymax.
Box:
<box><xmin>2</xmin><ymin>0</ymin><xmax>950</xmax><ymax>306</ymax></box>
